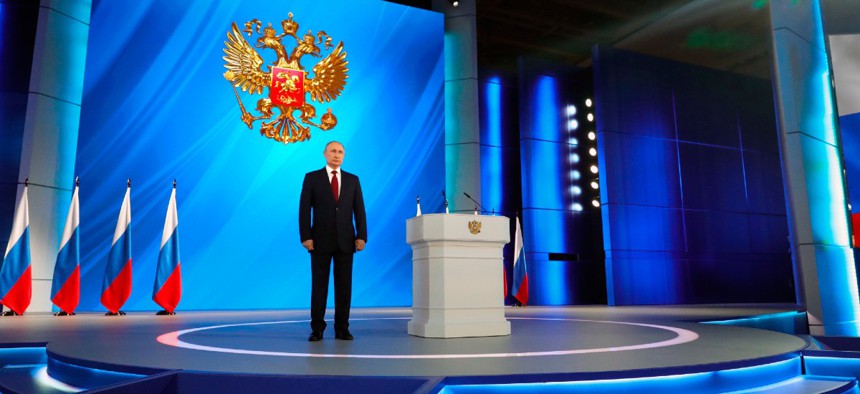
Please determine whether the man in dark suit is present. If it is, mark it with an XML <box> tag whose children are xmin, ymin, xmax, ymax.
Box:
<box><xmin>299</xmin><ymin>141</ymin><xmax>367</xmax><ymax>341</ymax></box>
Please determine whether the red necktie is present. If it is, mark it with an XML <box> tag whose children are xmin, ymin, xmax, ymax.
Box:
<box><xmin>331</xmin><ymin>171</ymin><xmax>339</xmax><ymax>202</ymax></box>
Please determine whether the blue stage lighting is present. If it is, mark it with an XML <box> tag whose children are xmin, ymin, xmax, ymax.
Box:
<box><xmin>535</xmin><ymin>76</ymin><xmax>560</xmax><ymax>140</ymax></box>
<box><xmin>571</xmin><ymin>170</ymin><xmax>581</xmax><ymax>180</ymax></box>
<box><xmin>569</xmin><ymin>153</ymin><xmax>580</xmax><ymax>163</ymax></box>
<box><xmin>566</xmin><ymin>104</ymin><xmax>577</xmax><ymax>116</ymax></box>
<box><xmin>485</xmin><ymin>77</ymin><xmax>502</xmax><ymax>147</ymax></box>
<box><xmin>569</xmin><ymin>137</ymin><xmax>579</xmax><ymax>145</ymax></box>
<box><xmin>483</xmin><ymin>77</ymin><xmax>503</xmax><ymax>212</ymax></box>
<box><xmin>570</xmin><ymin>186</ymin><xmax>581</xmax><ymax>196</ymax></box>
<box><xmin>568</xmin><ymin>119</ymin><xmax>579</xmax><ymax>131</ymax></box>
<box><xmin>438</xmin><ymin>357</ymin><xmax>802</xmax><ymax>393</ymax></box>
<box><xmin>34</xmin><ymin>366</ymin><xmax>84</xmax><ymax>392</ymax></box>
<box><xmin>572</xmin><ymin>203</ymin><xmax>583</xmax><ymax>211</ymax></box>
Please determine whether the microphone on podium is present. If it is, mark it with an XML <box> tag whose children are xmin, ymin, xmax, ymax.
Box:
<box><xmin>464</xmin><ymin>192</ymin><xmax>485</xmax><ymax>215</ymax></box>
<box><xmin>442</xmin><ymin>190</ymin><xmax>449</xmax><ymax>214</ymax></box>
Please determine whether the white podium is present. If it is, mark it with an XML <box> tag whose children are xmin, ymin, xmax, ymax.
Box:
<box><xmin>406</xmin><ymin>213</ymin><xmax>511</xmax><ymax>338</ymax></box>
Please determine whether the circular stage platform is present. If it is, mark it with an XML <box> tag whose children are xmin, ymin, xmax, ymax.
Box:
<box><xmin>0</xmin><ymin>305</ymin><xmax>807</xmax><ymax>381</ymax></box>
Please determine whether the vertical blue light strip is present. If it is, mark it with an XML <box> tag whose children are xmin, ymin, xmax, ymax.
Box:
<box><xmin>531</xmin><ymin>75</ymin><xmax>565</xmax><ymax>304</ymax></box>
<box><xmin>485</xmin><ymin>77</ymin><xmax>502</xmax><ymax>146</ymax></box>
<box><xmin>483</xmin><ymin>77</ymin><xmax>502</xmax><ymax>212</ymax></box>
<box><xmin>0</xmin><ymin>2</ymin><xmax>4</xmax><ymax>49</ymax></box>
<box><xmin>540</xmin><ymin>261</ymin><xmax>568</xmax><ymax>305</ymax></box>
<box><xmin>535</xmin><ymin>76</ymin><xmax>560</xmax><ymax>140</ymax></box>
<box><xmin>532</xmin><ymin>76</ymin><xmax>562</xmax><ymax>209</ymax></box>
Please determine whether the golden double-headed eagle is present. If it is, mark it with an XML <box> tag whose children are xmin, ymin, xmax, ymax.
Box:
<box><xmin>222</xmin><ymin>13</ymin><xmax>348</xmax><ymax>144</ymax></box>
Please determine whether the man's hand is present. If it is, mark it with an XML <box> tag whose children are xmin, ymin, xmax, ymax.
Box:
<box><xmin>302</xmin><ymin>240</ymin><xmax>314</xmax><ymax>251</ymax></box>
<box><xmin>355</xmin><ymin>239</ymin><xmax>366</xmax><ymax>251</ymax></box>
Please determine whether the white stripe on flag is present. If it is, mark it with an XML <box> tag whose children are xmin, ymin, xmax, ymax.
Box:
<box><xmin>513</xmin><ymin>216</ymin><xmax>523</xmax><ymax>266</ymax></box>
<box><xmin>59</xmin><ymin>186</ymin><xmax>80</xmax><ymax>249</ymax></box>
<box><xmin>161</xmin><ymin>189</ymin><xmax>178</xmax><ymax>248</ymax></box>
<box><xmin>112</xmin><ymin>187</ymin><xmax>131</xmax><ymax>246</ymax></box>
<box><xmin>4</xmin><ymin>185</ymin><xmax>29</xmax><ymax>258</ymax></box>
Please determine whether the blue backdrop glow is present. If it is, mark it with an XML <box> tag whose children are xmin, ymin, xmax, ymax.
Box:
<box><xmin>76</xmin><ymin>0</ymin><xmax>444</xmax><ymax>311</ymax></box>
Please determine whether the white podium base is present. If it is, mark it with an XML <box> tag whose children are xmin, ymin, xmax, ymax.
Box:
<box><xmin>408</xmin><ymin>307</ymin><xmax>511</xmax><ymax>338</ymax></box>
<box><xmin>406</xmin><ymin>214</ymin><xmax>511</xmax><ymax>338</ymax></box>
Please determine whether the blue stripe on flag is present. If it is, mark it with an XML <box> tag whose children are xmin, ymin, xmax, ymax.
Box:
<box><xmin>512</xmin><ymin>246</ymin><xmax>527</xmax><ymax>295</ymax></box>
<box><xmin>102</xmin><ymin>229</ymin><xmax>132</xmax><ymax>293</ymax></box>
<box><xmin>0</xmin><ymin>228</ymin><xmax>30</xmax><ymax>296</ymax></box>
<box><xmin>153</xmin><ymin>228</ymin><xmax>180</xmax><ymax>295</ymax></box>
<box><xmin>51</xmin><ymin>227</ymin><xmax>79</xmax><ymax>299</ymax></box>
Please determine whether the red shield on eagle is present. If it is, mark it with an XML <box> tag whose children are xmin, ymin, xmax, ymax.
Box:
<box><xmin>270</xmin><ymin>67</ymin><xmax>305</xmax><ymax>107</ymax></box>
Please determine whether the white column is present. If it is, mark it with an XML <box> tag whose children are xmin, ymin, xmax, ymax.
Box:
<box><xmin>770</xmin><ymin>0</ymin><xmax>860</xmax><ymax>335</ymax></box>
<box><xmin>18</xmin><ymin>0</ymin><xmax>90</xmax><ymax>312</ymax></box>
<box><xmin>432</xmin><ymin>0</ymin><xmax>482</xmax><ymax>212</ymax></box>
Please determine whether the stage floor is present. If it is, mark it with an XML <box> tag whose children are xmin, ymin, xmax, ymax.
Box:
<box><xmin>0</xmin><ymin>305</ymin><xmax>807</xmax><ymax>380</ymax></box>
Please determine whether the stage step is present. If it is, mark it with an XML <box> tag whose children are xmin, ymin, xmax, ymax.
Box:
<box><xmin>4</xmin><ymin>346</ymin><xmax>860</xmax><ymax>393</ymax></box>
<box><xmin>0</xmin><ymin>364</ymin><xmax>82</xmax><ymax>394</ymax></box>
<box><xmin>437</xmin><ymin>374</ymin><xmax>858</xmax><ymax>394</ymax></box>
<box><xmin>724</xmin><ymin>376</ymin><xmax>858</xmax><ymax>394</ymax></box>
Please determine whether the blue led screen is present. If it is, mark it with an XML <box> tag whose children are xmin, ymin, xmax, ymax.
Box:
<box><xmin>76</xmin><ymin>0</ymin><xmax>444</xmax><ymax>311</ymax></box>
<box><xmin>594</xmin><ymin>46</ymin><xmax>793</xmax><ymax>305</ymax></box>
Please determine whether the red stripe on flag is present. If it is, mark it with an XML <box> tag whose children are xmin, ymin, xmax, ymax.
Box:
<box><xmin>153</xmin><ymin>263</ymin><xmax>182</xmax><ymax>313</ymax></box>
<box><xmin>852</xmin><ymin>213</ymin><xmax>860</xmax><ymax>247</ymax></box>
<box><xmin>503</xmin><ymin>267</ymin><xmax>508</xmax><ymax>299</ymax></box>
<box><xmin>52</xmin><ymin>265</ymin><xmax>80</xmax><ymax>314</ymax></box>
<box><xmin>2</xmin><ymin>266</ymin><xmax>31</xmax><ymax>315</ymax></box>
<box><xmin>513</xmin><ymin>274</ymin><xmax>529</xmax><ymax>306</ymax></box>
<box><xmin>101</xmin><ymin>259</ymin><xmax>132</xmax><ymax>314</ymax></box>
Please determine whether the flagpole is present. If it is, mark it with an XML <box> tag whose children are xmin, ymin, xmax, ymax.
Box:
<box><xmin>155</xmin><ymin>179</ymin><xmax>181</xmax><ymax>315</ymax></box>
<box><xmin>2</xmin><ymin>177</ymin><xmax>31</xmax><ymax>316</ymax></box>
<box><xmin>104</xmin><ymin>178</ymin><xmax>132</xmax><ymax>316</ymax></box>
<box><xmin>156</xmin><ymin>179</ymin><xmax>178</xmax><ymax>315</ymax></box>
<box><xmin>54</xmin><ymin>176</ymin><xmax>80</xmax><ymax>316</ymax></box>
<box><xmin>65</xmin><ymin>176</ymin><xmax>79</xmax><ymax>316</ymax></box>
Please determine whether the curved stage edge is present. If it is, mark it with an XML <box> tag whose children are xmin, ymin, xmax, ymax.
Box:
<box><xmin>0</xmin><ymin>305</ymin><xmax>852</xmax><ymax>393</ymax></box>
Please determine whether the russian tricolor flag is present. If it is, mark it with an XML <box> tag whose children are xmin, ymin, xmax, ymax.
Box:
<box><xmin>101</xmin><ymin>182</ymin><xmax>133</xmax><ymax>315</ymax></box>
<box><xmin>0</xmin><ymin>181</ymin><xmax>31</xmax><ymax>315</ymax></box>
<box><xmin>512</xmin><ymin>216</ymin><xmax>529</xmax><ymax>306</ymax></box>
<box><xmin>51</xmin><ymin>180</ymin><xmax>80</xmax><ymax>315</ymax></box>
<box><xmin>153</xmin><ymin>182</ymin><xmax>182</xmax><ymax>314</ymax></box>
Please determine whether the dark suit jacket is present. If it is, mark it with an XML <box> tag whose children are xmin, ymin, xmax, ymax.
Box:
<box><xmin>299</xmin><ymin>167</ymin><xmax>367</xmax><ymax>253</ymax></box>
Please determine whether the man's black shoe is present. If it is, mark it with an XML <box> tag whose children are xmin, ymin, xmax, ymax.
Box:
<box><xmin>335</xmin><ymin>330</ymin><xmax>354</xmax><ymax>340</ymax></box>
<box><xmin>308</xmin><ymin>332</ymin><xmax>323</xmax><ymax>342</ymax></box>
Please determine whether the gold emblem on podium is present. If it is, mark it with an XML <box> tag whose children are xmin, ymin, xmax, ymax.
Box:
<box><xmin>222</xmin><ymin>13</ymin><xmax>348</xmax><ymax>144</ymax></box>
<box><xmin>468</xmin><ymin>220</ymin><xmax>482</xmax><ymax>235</ymax></box>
